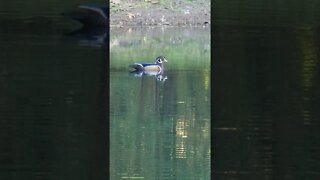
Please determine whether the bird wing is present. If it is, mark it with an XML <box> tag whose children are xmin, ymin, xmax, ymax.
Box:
<box><xmin>129</xmin><ymin>63</ymin><xmax>144</xmax><ymax>70</ymax></box>
<box><xmin>78</xmin><ymin>4</ymin><xmax>107</xmax><ymax>19</ymax></box>
<box><xmin>139</xmin><ymin>63</ymin><xmax>154</xmax><ymax>66</ymax></box>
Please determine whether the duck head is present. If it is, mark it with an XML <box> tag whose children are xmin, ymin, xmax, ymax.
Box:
<box><xmin>155</xmin><ymin>56</ymin><xmax>168</xmax><ymax>68</ymax></box>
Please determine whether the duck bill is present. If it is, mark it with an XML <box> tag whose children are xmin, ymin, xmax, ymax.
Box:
<box><xmin>164</xmin><ymin>58</ymin><xmax>168</xmax><ymax>62</ymax></box>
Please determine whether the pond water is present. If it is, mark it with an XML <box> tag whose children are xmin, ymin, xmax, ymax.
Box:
<box><xmin>110</xmin><ymin>27</ymin><xmax>211</xmax><ymax>179</ymax></box>
<box><xmin>6</xmin><ymin>0</ymin><xmax>320</xmax><ymax>179</ymax></box>
<box><xmin>214</xmin><ymin>1</ymin><xmax>320</xmax><ymax>179</ymax></box>
<box><xmin>0</xmin><ymin>1</ymin><xmax>108</xmax><ymax>179</ymax></box>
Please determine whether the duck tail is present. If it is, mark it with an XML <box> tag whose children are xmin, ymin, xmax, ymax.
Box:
<box><xmin>129</xmin><ymin>63</ymin><xmax>144</xmax><ymax>71</ymax></box>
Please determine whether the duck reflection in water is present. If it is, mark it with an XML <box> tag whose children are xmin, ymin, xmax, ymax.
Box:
<box><xmin>129</xmin><ymin>56</ymin><xmax>168</xmax><ymax>82</ymax></box>
<box><xmin>62</xmin><ymin>3</ymin><xmax>108</xmax><ymax>47</ymax></box>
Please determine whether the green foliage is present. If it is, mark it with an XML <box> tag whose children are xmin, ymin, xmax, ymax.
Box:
<box><xmin>110</xmin><ymin>70</ymin><xmax>211</xmax><ymax>179</ymax></box>
<box><xmin>110</xmin><ymin>27</ymin><xmax>210</xmax><ymax>71</ymax></box>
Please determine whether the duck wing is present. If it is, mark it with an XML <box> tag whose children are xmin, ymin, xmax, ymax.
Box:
<box><xmin>78</xmin><ymin>4</ymin><xmax>108</xmax><ymax>19</ymax></box>
<box><xmin>62</xmin><ymin>4</ymin><xmax>107</xmax><ymax>28</ymax></box>
<box><xmin>129</xmin><ymin>63</ymin><xmax>144</xmax><ymax>71</ymax></box>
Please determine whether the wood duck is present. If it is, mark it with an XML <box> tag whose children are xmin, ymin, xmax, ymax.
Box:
<box><xmin>62</xmin><ymin>3</ymin><xmax>108</xmax><ymax>30</ymax></box>
<box><xmin>129</xmin><ymin>56</ymin><xmax>168</xmax><ymax>76</ymax></box>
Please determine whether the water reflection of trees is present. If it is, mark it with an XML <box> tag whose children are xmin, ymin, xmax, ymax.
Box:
<box><xmin>213</xmin><ymin>25</ymin><xmax>320</xmax><ymax>179</ymax></box>
<box><xmin>110</xmin><ymin>69</ymin><xmax>210</xmax><ymax>179</ymax></box>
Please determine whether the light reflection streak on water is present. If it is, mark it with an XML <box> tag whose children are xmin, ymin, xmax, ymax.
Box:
<box><xmin>299</xmin><ymin>28</ymin><xmax>318</xmax><ymax>126</ymax></box>
<box><xmin>175</xmin><ymin>116</ymin><xmax>189</xmax><ymax>159</ymax></box>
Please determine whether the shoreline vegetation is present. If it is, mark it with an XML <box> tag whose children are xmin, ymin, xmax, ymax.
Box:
<box><xmin>110</xmin><ymin>27</ymin><xmax>210</xmax><ymax>71</ymax></box>
<box><xmin>110</xmin><ymin>0</ymin><xmax>210</xmax><ymax>27</ymax></box>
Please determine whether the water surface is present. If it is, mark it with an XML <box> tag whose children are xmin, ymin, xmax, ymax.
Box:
<box><xmin>110</xmin><ymin>27</ymin><xmax>211</xmax><ymax>179</ymax></box>
<box><xmin>214</xmin><ymin>1</ymin><xmax>320</xmax><ymax>179</ymax></box>
<box><xmin>0</xmin><ymin>1</ymin><xmax>107</xmax><ymax>179</ymax></box>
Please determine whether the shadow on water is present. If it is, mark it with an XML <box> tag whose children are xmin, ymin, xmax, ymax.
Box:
<box><xmin>0</xmin><ymin>1</ymin><xmax>108</xmax><ymax>179</ymax></box>
<box><xmin>213</xmin><ymin>1</ymin><xmax>320</xmax><ymax>179</ymax></box>
<box><xmin>63</xmin><ymin>27</ymin><xmax>107</xmax><ymax>48</ymax></box>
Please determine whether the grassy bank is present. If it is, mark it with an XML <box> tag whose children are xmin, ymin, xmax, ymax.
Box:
<box><xmin>110</xmin><ymin>27</ymin><xmax>210</xmax><ymax>71</ymax></box>
<box><xmin>110</xmin><ymin>0</ymin><xmax>211</xmax><ymax>26</ymax></box>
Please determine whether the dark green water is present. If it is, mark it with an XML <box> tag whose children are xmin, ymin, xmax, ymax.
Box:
<box><xmin>4</xmin><ymin>0</ymin><xmax>320</xmax><ymax>179</ymax></box>
<box><xmin>214</xmin><ymin>1</ymin><xmax>320</xmax><ymax>179</ymax></box>
<box><xmin>0</xmin><ymin>33</ymin><xmax>107</xmax><ymax>180</ymax></box>
<box><xmin>110</xmin><ymin>27</ymin><xmax>211</xmax><ymax>179</ymax></box>
<box><xmin>0</xmin><ymin>1</ymin><xmax>107</xmax><ymax>179</ymax></box>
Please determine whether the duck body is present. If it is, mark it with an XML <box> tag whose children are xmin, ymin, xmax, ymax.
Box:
<box><xmin>129</xmin><ymin>56</ymin><xmax>167</xmax><ymax>76</ymax></box>
<box><xmin>130</xmin><ymin>63</ymin><xmax>162</xmax><ymax>76</ymax></box>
